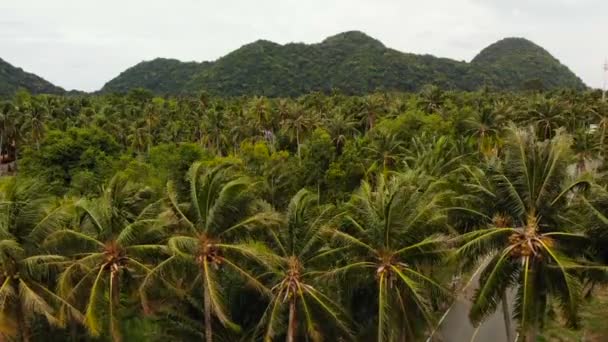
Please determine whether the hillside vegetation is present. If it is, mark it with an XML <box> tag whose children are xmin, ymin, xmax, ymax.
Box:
<box><xmin>472</xmin><ymin>37</ymin><xmax>585</xmax><ymax>90</ymax></box>
<box><xmin>0</xmin><ymin>57</ymin><xmax>64</xmax><ymax>96</ymax></box>
<box><xmin>101</xmin><ymin>31</ymin><xmax>586</xmax><ymax>96</ymax></box>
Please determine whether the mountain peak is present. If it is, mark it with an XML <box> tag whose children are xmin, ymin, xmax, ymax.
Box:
<box><xmin>321</xmin><ymin>31</ymin><xmax>385</xmax><ymax>49</ymax></box>
<box><xmin>471</xmin><ymin>37</ymin><xmax>585</xmax><ymax>90</ymax></box>
<box><xmin>472</xmin><ymin>37</ymin><xmax>548</xmax><ymax>65</ymax></box>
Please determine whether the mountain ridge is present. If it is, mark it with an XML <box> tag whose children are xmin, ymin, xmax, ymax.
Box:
<box><xmin>0</xmin><ymin>31</ymin><xmax>587</xmax><ymax>96</ymax></box>
<box><xmin>101</xmin><ymin>31</ymin><xmax>586</xmax><ymax>96</ymax></box>
<box><xmin>0</xmin><ymin>57</ymin><xmax>65</xmax><ymax>96</ymax></box>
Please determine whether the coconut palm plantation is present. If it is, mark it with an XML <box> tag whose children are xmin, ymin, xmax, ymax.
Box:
<box><xmin>0</xmin><ymin>87</ymin><xmax>606</xmax><ymax>342</ymax></box>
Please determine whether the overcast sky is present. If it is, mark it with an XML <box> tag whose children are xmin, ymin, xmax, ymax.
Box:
<box><xmin>1</xmin><ymin>0</ymin><xmax>606</xmax><ymax>92</ymax></box>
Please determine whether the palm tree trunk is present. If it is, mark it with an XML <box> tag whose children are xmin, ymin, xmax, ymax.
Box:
<box><xmin>69</xmin><ymin>319</ymin><xmax>79</xmax><ymax>341</ymax></box>
<box><xmin>110</xmin><ymin>272</ymin><xmax>122</xmax><ymax>342</ymax></box>
<box><xmin>15</xmin><ymin>295</ymin><xmax>30</xmax><ymax>342</ymax></box>
<box><xmin>287</xmin><ymin>299</ymin><xmax>297</xmax><ymax>342</ymax></box>
<box><xmin>204</xmin><ymin>279</ymin><xmax>213</xmax><ymax>342</ymax></box>
<box><xmin>12</xmin><ymin>139</ymin><xmax>17</xmax><ymax>172</ymax></box>
<box><xmin>296</xmin><ymin>129</ymin><xmax>301</xmax><ymax>161</ymax></box>
<box><xmin>524</xmin><ymin>325</ymin><xmax>537</xmax><ymax>342</ymax></box>
<box><xmin>602</xmin><ymin>124</ymin><xmax>607</xmax><ymax>157</ymax></box>
<box><xmin>501</xmin><ymin>290</ymin><xmax>513</xmax><ymax>342</ymax></box>
<box><xmin>368</xmin><ymin>111</ymin><xmax>376</xmax><ymax>130</ymax></box>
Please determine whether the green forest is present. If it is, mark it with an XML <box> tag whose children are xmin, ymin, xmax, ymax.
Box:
<box><xmin>99</xmin><ymin>33</ymin><xmax>586</xmax><ymax>96</ymax></box>
<box><xmin>2</xmin><ymin>86</ymin><xmax>608</xmax><ymax>342</ymax></box>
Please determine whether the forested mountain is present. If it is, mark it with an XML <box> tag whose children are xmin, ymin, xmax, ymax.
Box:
<box><xmin>471</xmin><ymin>37</ymin><xmax>585</xmax><ymax>90</ymax></box>
<box><xmin>0</xmin><ymin>57</ymin><xmax>64</xmax><ymax>96</ymax></box>
<box><xmin>101</xmin><ymin>58</ymin><xmax>211</xmax><ymax>94</ymax></box>
<box><xmin>101</xmin><ymin>31</ymin><xmax>586</xmax><ymax>96</ymax></box>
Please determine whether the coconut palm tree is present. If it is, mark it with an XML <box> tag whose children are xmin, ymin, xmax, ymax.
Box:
<box><xmin>364</xmin><ymin>126</ymin><xmax>404</xmax><ymax>174</ymax></box>
<box><xmin>141</xmin><ymin>162</ymin><xmax>280</xmax><ymax>342</ymax></box>
<box><xmin>281</xmin><ymin>103</ymin><xmax>315</xmax><ymax>161</ymax></box>
<box><xmin>20</xmin><ymin>101</ymin><xmax>48</xmax><ymax>151</ymax></box>
<box><xmin>0</xmin><ymin>177</ymin><xmax>82</xmax><ymax>341</ymax></box>
<box><xmin>418</xmin><ymin>85</ymin><xmax>444</xmax><ymax>114</ymax></box>
<box><xmin>201</xmin><ymin>108</ymin><xmax>227</xmax><ymax>156</ymax></box>
<box><xmin>328</xmin><ymin>172</ymin><xmax>451</xmax><ymax>341</ymax></box>
<box><xmin>359</xmin><ymin>94</ymin><xmax>385</xmax><ymax>131</ymax></box>
<box><xmin>257</xmin><ymin>189</ymin><xmax>352</xmax><ymax>341</ymax></box>
<box><xmin>323</xmin><ymin>110</ymin><xmax>359</xmax><ymax>154</ymax></box>
<box><xmin>456</xmin><ymin>126</ymin><xmax>594</xmax><ymax>341</ymax></box>
<box><xmin>43</xmin><ymin>175</ymin><xmax>164</xmax><ymax>341</ymax></box>
<box><xmin>247</xmin><ymin>97</ymin><xmax>272</xmax><ymax>133</ymax></box>
<box><xmin>402</xmin><ymin>135</ymin><xmax>466</xmax><ymax>178</ymax></box>
<box><xmin>589</xmin><ymin>101</ymin><xmax>608</xmax><ymax>156</ymax></box>
<box><xmin>465</xmin><ymin>104</ymin><xmax>505</xmax><ymax>155</ymax></box>
<box><xmin>128</xmin><ymin>120</ymin><xmax>151</xmax><ymax>154</ymax></box>
<box><xmin>521</xmin><ymin>96</ymin><xmax>566</xmax><ymax>140</ymax></box>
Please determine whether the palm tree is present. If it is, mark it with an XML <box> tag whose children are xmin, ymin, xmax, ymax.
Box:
<box><xmin>456</xmin><ymin>126</ymin><xmax>593</xmax><ymax>341</ymax></box>
<box><xmin>142</xmin><ymin>162</ymin><xmax>280</xmax><ymax>342</ymax></box>
<box><xmin>402</xmin><ymin>135</ymin><xmax>466</xmax><ymax>178</ymax></box>
<box><xmin>201</xmin><ymin>108</ymin><xmax>227</xmax><ymax>156</ymax></box>
<box><xmin>589</xmin><ymin>101</ymin><xmax>608</xmax><ymax>156</ymax></box>
<box><xmin>323</xmin><ymin>110</ymin><xmax>359</xmax><ymax>154</ymax></box>
<box><xmin>44</xmin><ymin>175</ymin><xmax>164</xmax><ymax>341</ymax></box>
<box><xmin>364</xmin><ymin>126</ymin><xmax>404</xmax><ymax>174</ymax></box>
<box><xmin>0</xmin><ymin>177</ymin><xmax>82</xmax><ymax>341</ymax></box>
<box><xmin>128</xmin><ymin>120</ymin><xmax>151</xmax><ymax>154</ymax></box>
<box><xmin>359</xmin><ymin>94</ymin><xmax>385</xmax><ymax>131</ymax></box>
<box><xmin>418</xmin><ymin>85</ymin><xmax>444</xmax><ymax>114</ymax></box>
<box><xmin>248</xmin><ymin>97</ymin><xmax>273</xmax><ymax>134</ymax></box>
<box><xmin>329</xmin><ymin>172</ymin><xmax>450</xmax><ymax>341</ymax></box>
<box><xmin>20</xmin><ymin>101</ymin><xmax>48</xmax><ymax>151</ymax></box>
<box><xmin>281</xmin><ymin>103</ymin><xmax>315</xmax><ymax>161</ymax></box>
<box><xmin>574</xmin><ymin>183</ymin><xmax>608</xmax><ymax>299</ymax></box>
<box><xmin>465</xmin><ymin>104</ymin><xmax>505</xmax><ymax>155</ymax></box>
<box><xmin>521</xmin><ymin>96</ymin><xmax>566</xmax><ymax>139</ymax></box>
<box><xmin>257</xmin><ymin>189</ymin><xmax>351</xmax><ymax>341</ymax></box>
<box><xmin>143</xmin><ymin>103</ymin><xmax>160</xmax><ymax>153</ymax></box>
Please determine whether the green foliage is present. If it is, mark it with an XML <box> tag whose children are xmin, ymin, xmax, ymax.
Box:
<box><xmin>148</xmin><ymin>142</ymin><xmax>210</xmax><ymax>194</ymax></box>
<box><xmin>1</xmin><ymin>88</ymin><xmax>608</xmax><ymax>342</ymax></box>
<box><xmin>20</xmin><ymin>127</ymin><xmax>120</xmax><ymax>191</ymax></box>
<box><xmin>100</xmin><ymin>32</ymin><xmax>586</xmax><ymax>96</ymax></box>
<box><xmin>471</xmin><ymin>38</ymin><xmax>585</xmax><ymax>91</ymax></box>
<box><xmin>0</xmin><ymin>59</ymin><xmax>64</xmax><ymax>96</ymax></box>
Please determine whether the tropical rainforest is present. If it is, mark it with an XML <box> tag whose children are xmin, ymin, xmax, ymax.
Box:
<box><xmin>0</xmin><ymin>84</ymin><xmax>608</xmax><ymax>342</ymax></box>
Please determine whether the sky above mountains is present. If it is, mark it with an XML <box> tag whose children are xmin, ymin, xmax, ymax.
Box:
<box><xmin>1</xmin><ymin>0</ymin><xmax>606</xmax><ymax>92</ymax></box>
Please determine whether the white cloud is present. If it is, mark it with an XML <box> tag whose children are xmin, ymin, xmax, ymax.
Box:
<box><xmin>0</xmin><ymin>0</ymin><xmax>605</xmax><ymax>91</ymax></box>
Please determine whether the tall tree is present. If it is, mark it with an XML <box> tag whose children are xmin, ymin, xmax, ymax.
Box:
<box><xmin>44</xmin><ymin>175</ymin><xmax>163</xmax><ymax>341</ymax></box>
<box><xmin>0</xmin><ymin>177</ymin><xmax>82</xmax><ymax>342</ymax></box>
<box><xmin>142</xmin><ymin>162</ymin><xmax>279</xmax><ymax>342</ymax></box>
<box><xmin>281</xmin><ymin>103</ymin><xmax>315</xmax><ymax>161</ymax></box>
<box><xmin>456</xmin><ymin>126</ymin><xmax>593</xmax><ymax>341</ymax></box>
<box><xmin>329</xmin><ymin>172</ymin><xmax>450</xmax><ymax>341</ymax></box>
<box><xmin>257</xmin><ymin>189</ymin><xmax>352</xmax><ymax>341</ymax></box>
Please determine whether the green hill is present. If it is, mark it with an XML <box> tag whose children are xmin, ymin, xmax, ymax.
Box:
<box><xmin>100</xmin><ymin>31</ymin><xmax>587</xmax><ymax>96</ymax></box>
<box><xmin>101</xmin><ymin>58</ymin><xmax>211</xmax><ymax>94</ymax></box>
<box><xmin>471</xmin><ymin>37</ymin><xmax>585</xmax><ymax>90</ymax></box>
<box><xmin>0</xmin><ymin>57</ymin><xmax>64</xmax><ymax>96</ymax></box>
